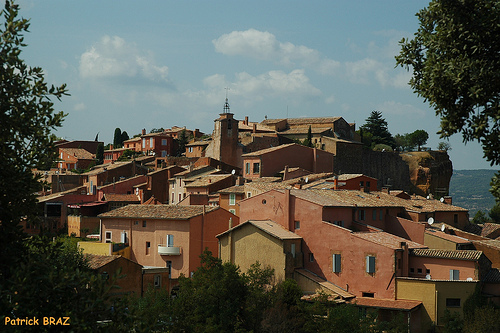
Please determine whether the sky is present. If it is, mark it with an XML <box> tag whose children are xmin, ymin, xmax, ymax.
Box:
<box><xmin>15</xmin><ymin>0</ymin><xmax>498</xmax><ymax>170</ymax></box>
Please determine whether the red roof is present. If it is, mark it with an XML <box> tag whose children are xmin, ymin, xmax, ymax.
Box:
<box><xmin>352</xmin><ymin>297</ymin><xmax>422</xmax><ymax>311</ymax></box>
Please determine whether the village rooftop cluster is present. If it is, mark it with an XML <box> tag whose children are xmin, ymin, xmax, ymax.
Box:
<box><xmin>32</xmin><ymin>100</ymin><xmax>500</xmax><ymax>332</ymax></box>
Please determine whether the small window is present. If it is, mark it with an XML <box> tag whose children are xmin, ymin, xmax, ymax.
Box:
<box><xmin>229</xmin><ymin>209</ymin><xmax>236</xmax><ymax>214</ymax></box>
<box><xmin>454</xmin><ymin>214</ymin><xmax>458</xmax><ymax>225</ymax></box>
<box><xmin>295</xmin><ymin>221</ymin><xmax>300</xmax><ymax>229</ymax></box>
<box><xmin>360</xmin><ymin>181</ymin><xmax>364</xmax><ymax>187</ymax></box>
<box><xmin>142</xmin><ymin>138</ymin><xmax>146</xmax><ymax>149</ymax></box>
<box><xmin>410</xmin><ymin>268</ymin><xmax>414</xmax><ymax>273</ymax></box>
<box><xmin>253</xmin><ymin>162</ymin><xmax>260</xmax><ymax>174</ymax></box>
<box><xmin>450</xmin><ymin>269</ymin><xmax>459</xmax><ymax>280</ymax></box>
<box><xmin>247</xmin><ymin>192</ymin><xmax>252</xmax><ymax>198</ymax></box>
<box><xmin>332</xmin><ymin>253</ymin><xmax>341</xmax><ymax>273</ymax></box>
<box><xmin>379</xmin><ymin>209</ymin><xmax>383</xmax><ymax>220</ymax></box>
<box><xmin>166</xmin><ymin>261</ymin><xmax>172</xmax><ymax>279</ymax></box>
<box><xmin>146</xmin><ymin>241</ymin><xmax>151</xmax><ymax>255</ymax></box>
<box><xmin>162</xmin><ymin>139</ymin><xmax>167</xmax><ymax>146</ymax></box>
<box><xmin>446</xmin><ymin>298</ymin><xmax>461</xmax><ymax>307</ymax></box>
<box><xmin>105</xmin><ymin>231</ymin><xmax>112</xmax><ymax>243</ymax></box>
<box><xmin>417</xmin><ymin>268</ymin><xmax>423</xmax><ymax>274</ymax></box>
<box><xmin>142</xmin><ymin>220</ymin><xmax>147</xmax><ymax>227</ymax></box>
<box><xmin>150</xmin><ymin>138</ymin><xmax>154</xmax><ymax>147</ymax></box>
<box><xmin>245</xmin><ymin>163</ymin><xmax>250</xmax><ymax>175</ymax></box>
<box><xmin>167</xmin><ymin>234</ymin><xmax>174</xmax><ymax>247</ymax></box>
<box><xmin>262</xmin><ymin>199</ymin><xmax>267</xmax><ymax>205</ymax></box>
<box><xmin>188</xmin><ymin>147</ymin><xmax>193</xmax><ymax>153</ymax></box>
<box><xmin>362</xmin><ymin>292</ymin><xmax>374</xmax><ymax>298</ymax></box>
<box><xmin>154</xmin><ymin>274</ymin><xmax>161</xmax><ymax>288</ymax></box>
<box><xmin>291</xmin><ymin>244</ymin><xmax>296</xmax><ymax>258</ymax></box>
<box><xmin>366</xmin><ymin>256</ymin><xmax>375</xmax><ymax>273</ymax></box>
<box><xmin>229</xmin><ymin>193</ymin><xmax>236</xmax><ymax>206</ymax></box>
<box><xmin>372</xmin><ymin>209</ymin><xmax>377</xmax><ymax>220</ymax></box>
<box><xmin>309</xmin><ymin>253</ymin><xmax>314</xmax><ymax>262</ymax></box>
<box><xmin>426</xmin><ymin>269</ymin><xmax>430</xmax><ymax>274</ymax></box>
<box><xmin>366</xmin><ymin>181</ymin><xmax>370</xmax><ymax>189</ymax></box>
<box><xmin>358</xmin><ymin>209</ymin><xmax>365</xmax><ymax>221</ymax></box>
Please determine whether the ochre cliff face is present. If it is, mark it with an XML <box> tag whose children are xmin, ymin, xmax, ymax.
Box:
<box><xmin>400</xmin><ymin>151</ymin><xmax>453</xmax><ymax>197</ymax></box>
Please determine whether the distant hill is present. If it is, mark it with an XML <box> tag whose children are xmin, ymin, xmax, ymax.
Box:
<box><xmin>449</xmin><ymin>169</ymin><xmax>499</xmax><ymax>216</ymax></box>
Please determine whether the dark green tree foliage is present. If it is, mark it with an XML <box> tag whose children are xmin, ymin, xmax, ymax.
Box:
<box><xmin>396</xmin><ymin>0</ymin><xmax>500</xmax><ymax>165</ymax></box>
<box><xmin>3</xmin><ymin>236</ymin><xmax>132</xmax><ymax>331</ymax></box>
<box><xmin>177</xmin><ymin>129</ymin><xmax>188</xmax><ymax>156</ymax></box>
<box><xmin>96</xmin><ymin>142</ymin><xmax>104</xmax><ymax>165</ymax></box>
<box><xmin>489</xmin><ymin>203</ymin><xmax>500</xmax><ymax>223</ymax></box>
<box><xmin>172</xmin><ymin>251</ymin><xmax>248</xmax><ymax>332</ymax></box>
<box><xmin>0</xmin><ymin>0</ymin><xmax>67</xmax><ymax>279</ymax></box>
<box><xmin>121</xmin><ymin>130</ymin><xmax>129</xmax><ymax>143</ymax></box>
<box><xmin>113</xmin><ymin>127</ymin><xmax>122</xmax><ymax>148</ymax></box>
<box><xmin>150</xmin><ymin>127</ymin><xmax>164</xmax><ymax>133</ymax></box>
<box><xmin>360</xmin><ymin>111</ymin><xmax>395</xmax><ymax>148</ymax></box>
<box><xmin>437</xmin><ymin>141</ymin><xmax>452</xmax><ymax>152</ymax></box>
<box><xmin>441</xmin><ymin>309</ymin><xmax>464</xmax><ymax>333</ymax></box>
<box><xmin>408</xmin><ymin>129</ymin><xmax>429</xmax><ymax>151</ymax></box>
<box><xmin>472</xmin><ymin>210</ymin><xmax>489</xmax><ymax>224</ymax></box>
<box><xmin>302</xmin><ymin>126</ymin><xmax>313</xmax><ymax>147</ymax></box>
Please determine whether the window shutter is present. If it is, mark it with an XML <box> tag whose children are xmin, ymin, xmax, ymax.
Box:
<box><xmin>366</xmin><ymin>256</ymin><xmax>375</xmax><ymax>273</ymax></box>
<box><xmin>167</xmin><ymin>234</ymin><xmax>174</xmax><ymax>247</ymax></box>
<box><xmin>333</xmin><ymin>254</ymin><xmax>341</xmax><ymax>273</ymax></box>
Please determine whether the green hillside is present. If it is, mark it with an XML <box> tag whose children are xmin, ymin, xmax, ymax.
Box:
<box><xmin>449</xmin><ymin>169</ymin><xmax>499</xmax><ymax>216</ymax></box>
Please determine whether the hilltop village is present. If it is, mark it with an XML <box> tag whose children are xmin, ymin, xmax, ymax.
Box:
<box><xmin>33</xmin><ymin>100</ymin><xmax>500</xmax><ymax>332</ymax></box>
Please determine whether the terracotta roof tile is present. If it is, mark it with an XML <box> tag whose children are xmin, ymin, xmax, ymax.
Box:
<box><xmin>184</xmin><ymin>174</ymin><xmax>232</xmax><ymax>188</ymax></box>
<box><xmin>280</xmin><ymin>127</ymin><xmax>333</xmax><ymax>135</ymax></box>
<box><xmin>285</xmin><ymin>117</ymin><xmax>342</xmax><ymax>125</ymax></box>
<box><xmin>60</xmin><ymin>148</ymin><xmax>95</xmax><ymax>160</ymax></box>
<box><xmin>241</xmin><ymin>143</ymin><xmax>296</xmax><ymax>157</ymax></box>
<box><xmin>354</xmin><ymin>231</ymin><xmax>426</xmax><ymax>250</ymax></box>
<box><xmin>99</xmin><ymin>204</ymin><xmax>218</xmax><ymax>219</ymax></box>
<box><xmin>410</xmin><ymin>249</ymin><xmax>483</xmax><ymax>261</ymax></box>
<box><xmin>103</xmin><ymin>193</ymin><xmax>140</xmax><ymax>202</ymax></box>
<box><xmin>85</xmin><ymin>254</ymin><xmax>122</xmax><ymax>270</ymax></box>
<box><xmin>425</xmin><ymin>229</ymin><xmax>471</xmax><ymax>244</ymax></box>
<box><xmin>352</xmin><ymin>297</ymin><xmax>421</xmax><ymax>311</ymax></box>
<box><xmin>481</xmin><ymin>223</ymin><xmax>500</xmax><ymax>238</ymax></box>
<box><xmin>294</xmin><ymin>269</ymin><xmax>355</xmax><ymax>299</ymax></box>
<box><xmin>218</xmin><ymin>185</ymin><xmax>246</xmax><ymax>194</ymax></box>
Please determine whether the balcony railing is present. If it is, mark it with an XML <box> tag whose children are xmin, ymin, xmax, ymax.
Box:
<box><xmin>158</xmin><ymin>245</ymin><xmax>181</xmax><ymax>255</ymax></box>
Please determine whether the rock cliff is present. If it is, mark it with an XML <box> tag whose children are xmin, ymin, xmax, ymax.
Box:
<box><xmin>400</xmin><ymin>151</ymin><xmax>453</xmax><ymax>197</ymax></box>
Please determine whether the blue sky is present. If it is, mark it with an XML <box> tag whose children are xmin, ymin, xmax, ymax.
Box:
<box><xmin>16</xmin><ymin>0</ymin><xmax>497</xmax><ymax>170</ymax></box>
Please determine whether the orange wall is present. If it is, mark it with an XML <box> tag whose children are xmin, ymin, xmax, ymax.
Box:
<box><xmin>408</xmin><ymin>256</ymin><xmax>478</xmax><ymax>280</ymax></box>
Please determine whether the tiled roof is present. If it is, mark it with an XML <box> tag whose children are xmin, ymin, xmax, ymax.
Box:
<box><xmin>352</xmin><ymin>297</ymin><xmax>421</xmax><ymax>311</ymax></box>
<box><xmin>185</xmin><ymin>141</ymin><xmax>210</xmax><ymax>147</ymax></box>
<box><xmin>174</xmin><ymin>166</ymin><xmax>217</xmax><ymax>177</ymax></box>
<box><xmin>260</xmin><ymin>118</ymin><xmax>287</xmax><ymax>126</ymax></box>
<box><xmin>82</xmin><ymin>161</ymin><xmax>133</xmax><ymax>175</ymax></box>
<box><xmin>103</xmin><ymin>194</ymin><xmax>140</xmax><ymax>202</ymax></box>
<box><xmin>337</xmin><ymin>174</ymin><xmax>377</xmax><ymax>181</ymax></box>
<box><xmin>410</xmin><ymin>249</ymin><xmax>483</xmax><ymax>261</ymax></box>
<box><xmin>85</xmin><ymin>254</ymin><xmax>122</xmax><ymax>270</ymax></box>
<box><xmin>218</xmin><ymin>185</ymin><xmax>246</xmax><ymax>194</ymax></box>
<box><xmin>184</xmin><ymin>174</ymin><xmax>232</xmax><ymax>188</ymax></box>
<box><xmin>142</xmin><ymin>195</ymin><xmax>162</xmax><ymax>205</ymax></box>
<box><xmin>242</xmin><ymin>143</ymin><xmax>297</xmax><ymax>157</ymax></box>
<box><xmin>104</xmin><ymin>147</ymin><xmax>129</xmax><ymax>153</ymax></box>
<box><xmin>37</xmin><ymin>186</ymin><xmax>87</xmax><ymax>203</ymax></box>
<box><xmin>249</xmin><ymin>220</ymin><xmax>302</xmax><ymax>240</ymax></box>
<box><xmin>474</xmin><ymin>239</ymin><xmax>500</xmax><ymax>249</ymax></box>
<box><xmin>354</xmin><ymin>231</ymin><xmax>426</xmax><ymax>250</ymax></box>
<box><xmin>481</xmin><ymin>223</ymin><xmax>500</xmax><ymax>238</ymax></box>
<box><xmin>251</xmin><ymin>177</ymin><xmax>282</xmax><ymax>183</ymax></box>
<box><xmin>99</xmin><ymin>204</ymin><xmax>218</xmax><ymax>219</ymax></box>
<box><xmin>294</xmin><ymin>269</ymin><xmax>355</xmax><ymax>299</ymax></box>
<box><xmin>425</xmin><ymin>230</ymin><xmax>471</xmax><ymax>244</ymax></box>
<box><xmin>61</xmin><ymin>148</ymin><xmax>94</xmax><ymax>160</ymax></box>
<box><xmin>286</xmin><ymin>117</ymin><xmax>342</xmax><ymax>125</ymax></box>
<box><xmin>280</xmin><ymin>127</ymin><xmax>333</xmax><ymax>135</ymax></box>
<box><xmin>484</xmin><ymin>268</ymin><xmax>500</xmax><ymax>283</ymax></box>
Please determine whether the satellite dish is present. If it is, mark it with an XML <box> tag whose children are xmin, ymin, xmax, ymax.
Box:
<box><xmin>305</xmin><ymin>177</ymin><xmax>309</xmax><ymax>183</ymax></box>
<box><xmin>427</xmin><ymin>217</ymin><xmax>434</xmax><ymax>225</ymax></box>
<box><xmin>135</xmin><ymin>188</ymin><xmax>139</xmax><ymax>195</ymax></box>
<box><xmin>466</xmin><ymin>277</ymin><xmax>473</xmax><ymax>281</ymax></box>
<box><xmin>231</xmin><ymin>169</ymin><xmax>236</xmax><ymax>175</ymax></box>
<box><xmin>441</xmin><ymin>225</ymin><xmax>446</xmax><ymax>232</ymax></box>
<box><xmin>426</xmin><ymin>195</ymin><xmax>430</xmax><ymax>200</ymax></box>
<box><xmin>425</xmin><ymin>274</ymin><xmax>431</xmax><ymax>280</ymax></box>
<box><xmin>440</xmin><ymin>197</ymin><xmax>445</xmax><ymax>203</ymax></box>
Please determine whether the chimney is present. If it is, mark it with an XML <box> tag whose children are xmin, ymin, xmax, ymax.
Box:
<box><xmin>382</xmin><ymin>187</ymin><xmax>390</xmax><ymax>194</ymax></box>
<box><xmin>283</xmin><ymin>165</ymin><xmax>289</xmax><ymax>181</ymax></box>
<box><xmin>110</xmin><ymin>144</ymin><xmax>113</xmax><ymax>150</ymax></box>
<box><xmin>443</xmin><ymin>196</ymin><xmax>452</xmax><ymax>205</ymax></box>
<box><xmin>194</xmin><ymin>129</ymin><xmax>200</xmax><ymax>138</ymax></box>
<box><xmin>252</xmin><ymin>123</ymin><xmax>257</xmax><ymax>133</ymax></box>
<box><xmin>333</xmin><ymin>176</ymin><xmax>338</xmax><ymax>190</ymax></box>
<box><xmin>208</xmin><ymin>178</ymin><xmax>212</xmax><ymax>183</ymax></box>
<box><xmin>142</xmin><ymin>128</ymin><xmax>146</xmax><ymax>135</ymax></box>
<box><xmin>245</xmin><ymin>116</ymin><xmax>249</xmax><ymax>125</ymax></box>
<box><xmin>285</xmin><ymin>189</ymin><xmax>292</xmax><ymax>231</ymax></box>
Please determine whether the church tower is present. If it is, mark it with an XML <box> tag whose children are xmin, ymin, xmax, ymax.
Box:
<box><xmin>204</xmin><ymin>95</ymin><xmax>240</xmax><ymax>168</ymax></box>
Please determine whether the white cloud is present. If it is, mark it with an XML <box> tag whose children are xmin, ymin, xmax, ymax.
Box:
<box><xmin>79</xmin><ymin>35</ymin><xmax>169</xmax><ymax>84</ymax></box>
<box><xmin>213</xmin><ymin>29</ymin><xmax>340</xmax><ymax>75</ymax></box>
<box><xmin>73</xmin><ymin>102</ymin><xmax>85</xmax><ymax>111</ymax></box>
<box><xmin>375</xmin><ymin>101</ymin><xmax>427</xmax><ymax>118</ymax></box>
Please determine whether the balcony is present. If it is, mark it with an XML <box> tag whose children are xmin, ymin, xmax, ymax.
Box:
<box><xmin>158</xmin><ymin>245</ymin><xmax>181</xmax><ymax>255</ymax></box>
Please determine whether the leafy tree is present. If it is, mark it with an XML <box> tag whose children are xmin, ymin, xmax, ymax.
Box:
<box><xmin>373</xmin><ymin>144</ymin><xmax>393</xmax><ymax>152</ymax></box>
<box><xmin>437</xmin><ymin>141</ymin><xmax>452</xmax><ymax>152</ymax></box>
<box><xmin>360</xmin><ymin>111</ymin><xmax>395</xmax><ymax>149</ymax></box>
<box><xmin>441</xmin><ymin>309</ymin><xmax>464</xmax><ymax>333</ymax></box>
<box><xmin>472</xmin><ymin>210</ymin><xmax>489</xmax><ymax>224</ymax></box>
<box><xmin>489</xmin><ymin>203</ymin><xmax>500</xmax><ymax>223</ymax></box>
<box><xmin>96</xmin><ymin>142</ymin><xmax>104</xmax><ymax>165</ymax></box>
<box><xmin>302</xmin><ymin>126</ymin><xmax>314</xmax><ymax>148</ymax></box>
<box><xmin>113</xmin><ymin>127</ymin><xmax>122</xmax><ymax>148</ymax></box>
<box><xmin>0</xmin><ymin>0</ymin><xmax>67</xmax><ymax>280</ymax></box>
<box><xmin>177</xmin><ymin>129</ymin><xmax>188</xmax><ymax>156</ymax></box>
<box><xmin>150</xmin><ymin>127</ymin><xmax>164</xmax><ymax>133</ymax></box>
<box><xmin>121</xmin><ymin>130</ymin><xmax>129</xmax><ymax>143</ymax></box>
<box><xmin>396</xmin><ymin>0</ymin><xmax>500</xmax><ymax>166</ymax></box>
<box><xmin>408</xmin><ymin>129</ymin><xmax>429</xmax><ymax>151</ymax></box>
